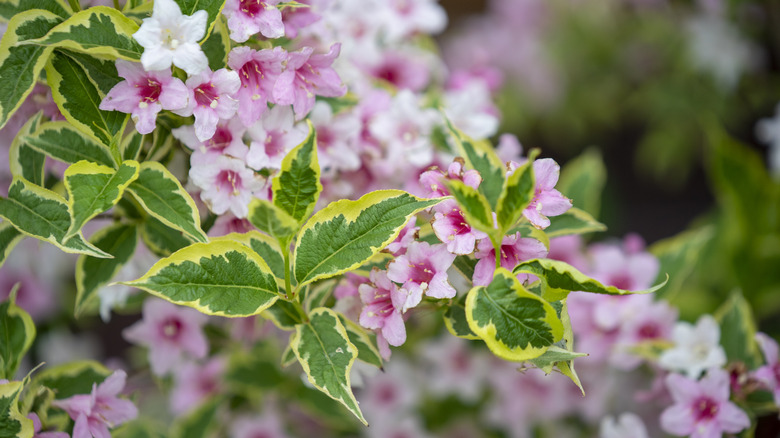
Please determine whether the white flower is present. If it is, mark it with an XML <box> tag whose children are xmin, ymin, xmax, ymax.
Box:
<box><xmin>659</xmin><ymin>314</ymin><xmax>727</xmax><ymax>378</ymax></box>
<box><xmin>599</xmin><ymin>413</ymin><xmax>648</xmax><ymax>438</ymax></box>
<box><xmin>133</xmin><ymin>0</ymin><xmax>209</xmax><ymax>75</ymax></box>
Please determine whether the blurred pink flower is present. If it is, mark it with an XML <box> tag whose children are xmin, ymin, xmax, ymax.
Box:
<box><xmin>123</xmin><ymin>299</ymin><xmax>209</xmax><ymax>376</ymax></box>
<box><xmin>753</xmin><ymin>332</ymin><xmax>780</xmax><ymax>405</ymax></box>
<box><xmin>170</xmin><ymin>358</ymin><xmax>224</xmax><ymax>414</ymax></box>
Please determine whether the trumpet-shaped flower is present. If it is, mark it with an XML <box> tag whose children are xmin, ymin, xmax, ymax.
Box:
<box><xmin>753</xmin><ymin>332</ymin><xmax>780</xmax><ymax>405</ymax></box>
<box><xmin>521</xmin><ymin>158</ymin><xmax>572</xmax><ymax>229</ymax></box>
<box><xmin>660</xmin><ymin>369</ymin><xmax>750</xmax><ymax>438</ymax></box>
<box><xmin>419</xmin><ymin>159</ymin><xmax>481</xmax><ymax>198</ymax></box>
<box><xmin>245</xmin><ymin>104</ymin><xmax>307</xmax><ymax>170</ymax></box>
<box><xmin>223</xmin><ymin>0</ymin><xmax>284</xmax><ymax>42</ymax></box>
<box><xmin>431</xmin><ymin>200</ymin><xmax>487</xmax><ymax>255</ymax></box>
<box><xmin>659</xmin><ymin>315</ymin><xmax>727</xmax><ymax>378</ymax></box>
<box><xmin>227</xmin><ymin>46</ymin><xmax>287</xmax><ymax>127</ymax></box>
<box><xmin>176</xmin><ymin>68</ymin><xmax>241</xmax><ymax>141</ymax></box>
<box><xmin>387</xmin><ymin>241</ymin><xmax>456</xmax><ymax>311</ymax></box>
<box><xmin>99</xmin><ymin>60</ymin><xmax>188</xmax><ymax>134</ymax></box>
<box><xmin>189</xmin><ymin>154</ymin><xmax>268</xmax><ymax>218</ymax></box>
<box><xmin>473</xmin><ymin>232</ymin><xmax>547</xmax><ymax>286</ymax></box>
<box><xmin>273</xmin><ymin>44</ymin><xmax>346</xmax><ymax>119</ymax></box>
<box><xmin>123</xmin><ymin>299</ymin><xmax>209</xmax><ymax>375</ymax></box>
<box><xmin>359</xmin><ymin>269</ymin><xmax>407</xmax><ymax>358</ymax></box>
<box><xmin>52</xmin><ymin>370</ymin><xmax>138</xmax><ymax>438</ymax></box>
<box><xmin>132</xmin><ymin>0</ymin><xmax>208</xmax><ymax>75</ymax></box>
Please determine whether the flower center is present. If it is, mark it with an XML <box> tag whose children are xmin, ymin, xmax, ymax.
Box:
<box><xmin>161</xmin><ymin>318</ymin><xmax>182</xmax><ymax>340</ymax></box>
<box><xmin>637</xmin><ymin>323</ymin><xmax>660</xmax><ymax>339</ymax></box>
<box><xmin>240</xmin><ymin>0</ymin><xmax>265</xmax><ymax>17</ymax></box>
<box><xmin>194</xmin><ymin>83</ymin><xmax>220</xmax><ymax>109</ymax></box>
<box><xmin>137</xmin><ymin>78</ymin><xmax>162</xmax><ymax>106</ymax></box>
<box><xmin>216</xmin><ymin>170</ymin><xmax>241</xmax><ymax>196</ymax></box>
<box><xmin>239</xmin><ymin>60</ymin><xmax>265</xmax><ymax>95</ymax></box>
<box><xmin>694</xmin><ymin>397</ymin><xmax>719</xmax><ymax>421</ymax></box>
<box><xmin>208</xmin><ymin>126</ymin><xmax>233</xmax><ymax>153</ymax></box>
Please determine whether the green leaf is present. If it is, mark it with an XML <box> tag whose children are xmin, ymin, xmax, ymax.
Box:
<box><xmin>32</xmin><ymin>361</ymin><xmax>111</xmax><ymax>399</ymax></box>
<box><xmin>123</xmin><ymin>241</ymin><xmax>279</xmax><ymax>317</ymax></box>
<box><xmin>122</xmin><ymin>131</ymin><xmax>144</xmax><ymax>162</ymax></box>
<box><xmin>0</xmin><ymin>10</ymin><xmax>62</xmax><ymax>130</ymax></box>
<box><xmin>272</xmin><ymin>121</ymin><xmax>322</xmax><ymax>223</ymax></box>
<box><xmin>649</xmin><ymin>225</ymin><xmax>713</xmax><ymax>300</ymax></box>
<box><xmin>302</xmin><ymin>279</ymin><xmax>335</xmax><ymax>312</ymax></box>
<box><xmin>247</xmin><ymin>199</ymin><xmax>299</xmax><ymax>241</ymax></box>
<box><xmin>337</xmin><ymin>314</ymin><xmax>383</xmax><ymax>369</ymax></box>
<box><xmin>0</xmin><ymin>381</ymin><xmax>34</xmax><ymax>438</ymax></box>
<box><xmin>170</xmin><ymin>397</ymin><xmax>220</xmax><ymax>438</ymax></box>
<box><xmin>544</xmin><ymin>207</ymin><xmax>606</xmax><ymax>238</ymax></box>
<box><xmin>262</xmin><ymin>299</ymin><xmax>301</xmax><ymax>329</ymax></box>
<box><xmin>291</xmin><ymin>308</ymin><xmax>366</xmax><ymax>425</ymax></box>
<box><xmin>0</xmin><ymin>287</ymin><xmax>36</xmax><ymax>380</ymax></box>
<box><xmin>281</xmin><ymin>336</ymin><xmax>296</xmax><ymax>367</ymax></box>
<box><xmin>139</xmin><ymin>215</ymin><xmax>193</xmax><ymax>257</ymax></box>
<box><xmin>25</xmin><ymin>7</ymin><xmax>142</xmax><ymax>60</ymax></box>
<box><xmin>64</xmin><ymin>160</ymin><xmax>139</xmax><ymax>239</ymax></box>
<box><xmin>8</xmin><ymin>112</ymin><xmax>46</xmax><ymax>186</ymax></box>
<box><xmin>293</xmin><ymin>190</ymin><xmax>441</xmax><ymax>287</ymax></box>
<box><xmin>0</xmin><ymin>222</ymin><xmax>24</xmax><ymax>270</ymax></box>
<box><xmin>527</xmin><ymin>300</ymin><xmax>584</xmax><ymax>394</ymax></box>
<box><xmin>0</xmin><ymin>178</ymin><xmax>111</xmax><ymax>258</ymax></box>
<box><xmin>202</xmin><ymin>15</ymin><xmax>229</xmax><ymax>71</ymax></box>
<box><xmin>172</xmin><ymin>0</ymin><xmax>226</xmax><ymax>40</ymax></box>
<box><xmin>46</xmin><ymin>49</ymin><xmax>127</xmax><ymax>146</ymax></box>
<box><xmin>444</xmin><ymin>179</ymin><xmax>496</xmax><ymax>237</ymax></box>
<box><xmin>23</xmin><ymin>121</ymin><xmax>115</xmax><ymax>168</ymax></box>
<box><xmin>714</xmin><ymin>290</ymin><xmax>762</xmax><ymax>368</ymax></box>
<box><xmin>444</xmin><ymin>117</ymin><xmax>504</xmax><ymax>209</ymax></box>
<box><xmin>443</xmin><ymin>293</ymin><xmax>479</xmax><ymax>340</ymax></box>
<box><xmin>513</xmin><ymin>258</ymin><xmax>668</xmax><ymax>299</ymax></box>
<box><xmin>113</xmin><ymin>421</ymin><xmax>167</xmax><ymax>438</ymax></box>
<box><xmin>466</xmin><ymin>268</ymin><xmax>563</xmax><ymax>361</ymax></box>
<box><xmin>75</xmin><ymin>223</ymin><xmax>138</xmax><ymax>317</ymax></box>
<box><xmin>126</xmin><ymin>161</ymin><xmax>208</xmax><ymax>243</ymax></box>
<box><xmin>451</xmin><ymin>255</ymin><xmax>476</xmax><ymax>282</ymax></box>
<box><xmin>496</xmin><ymin>157</ymin><xmax>535</xmax><ymax>233</ymax></box>
<box><xmin>557</xmin><ymin>148</ymin><xmax>606</xmax><ymax>218</ymax></box>
<box><xmin>0</xmin><ymin>0</ymin><xmax>70</xmax><ymax>21</ymax></box>
<box><xmin>63</xmin><ymin>50</ymin><xmax>122</xmax><ymax>95</ymax></box>
<box><xmin>210</xmin><ymin>231</ymin><xmax>285</xmax><ymax>281</ymax></box>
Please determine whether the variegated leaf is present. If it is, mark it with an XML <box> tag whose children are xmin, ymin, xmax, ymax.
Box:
<box><xmin>466</xmin><ymin>268</ymin><xmax>563</xmax><ymax>361</ymax></box>
<box><xmin>444</xmin><ymin>179</ymin><xmax>496</xmax><ymax>237</ymax></box>
<box><xmin>75</xmin><ymin>223</ymin><xmax>138</xmax><ymax>317</ymax></box>
<box><xmin>23</xmin><ymin>121</ymin><xmax>115</xmax><ymax>168</ymax></box>
<box><xmin>0</xmin><ymin>287</ymin><xmax>36</xmax><ymax>380</ymax></box>
<box><xmin>64</xmin><ymin>160</ymin><xmax>139</xmax><ymax>239</ymax></box>
<box><xmin>337</xmin><ymin>314</ymin><xmax>383</xmax><ymax>369</ymax></box>
<box><xmin>46</xmin><ymin>49</ymin><xmax>127</xmax><ymax>147</ymax></box>
<box><xmin>496</xmin><ymin>156</ymin><xmax>535</xmax><ymax>233</ymax></box>
<box><xmin>32</xmin><ymin>360</ymin><xmax>111</xmax><ymax>400</ymax></box>
<box><xmin>272</xmin><ymin>121</ymin><xmax>321</xmax><ymax>223</ymax></box>
<box><xmin>247</xmin><ymin>199</ymin><xmax>299</xmax><ymax>242</ymax></box>
<box><xmin>140</xmin><ymin>216</ymin><xmax>194</xmax><ymax>258</ymax></box>
<box><xmin>293</xmin><ymin>190</ymin><xmax>441</xmax><ymax>287</ymax></box>
<box><xmin>0</xmin><ymin>0</ymin><xmax>70</xmax><ymax>21</ymax></box>
<box><xmin>126</xmin><ymin>161</ymin><xmax>208</xmax><ymax>243</ymax></box>
<box><xmin>544</xmin><ymin>207</ymin><xmax>606</xmax><ymax>238</ymax></box>
<box><xmin>0</xmin><ymin>381</ymin><xmax>34</xmax><ymax>438</ymax></box>
<box><xmin>8</xmin><ymin>112</ymin><xmax>46</xmax><ymax>186</ymax></box>
<box><xmin>0</xmin><ymin>10</ymin><xmax>62</xmax><ymax>130</ymax></box>
<box><xmin>0</xmin><ymin>178</ymin><xmax>111</xmax><ymax>258</ymax></box>
<box><xmin>292</xmin><ymin>308</ymin><xmax>366</xmax><ymax>425</ymax></box>
<box><xmin>123</xmin><ymin>241</ymin><xmax>279</xmax><ymax>317</ymax></box>
<box><xmin>24</xmin><ymin>7</ymin><xmax>143</xmax><ymax>60</ymax></box>
<box><xmin>513</xmin><ymin>258</ymin><xmax>668</xmax><ymax>299</ymax></box>
<box><xmin>0</xmin><ymin>222</ymin><xmax>24</xmax><ymax>269</ymax></box>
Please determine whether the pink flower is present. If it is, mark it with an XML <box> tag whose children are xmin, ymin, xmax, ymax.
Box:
<box><xmin>245</xmin><ymin>104</ymin><xmax>307</xmax><ymax>171</ymax></box>
<box><xmin>308</xmin><ymin>102</ymin><xmax>362</xmax><ymax>173</ymax></box>
<box><xmin>359</xmin><ymin>269</ymin><xmax>408</xmax><ymax>358</ymax></box>
<box><xmin>280</xmin><ymin>0</ymin><xmax>319</xmax><ymax>39</ymax></box>
<box><xmin>231</xmin><ymin>409</ymin><xmax>287</xmax><ymax>438</ymax></box>
<box><xmin>547</xmin><ymin>235</ymin><xmax>588</xmax><ymax>272</ymax></box>
<box><xmin>365</xmin><ymin>49</ymin><xmax>431</xmax><ymax>92</ymax></box>
<box><xmin>660</xmin><ymin>369</ymin><xmax>750</xmax><ymax>438</ymax></box>
<box><xmin>223</xmin><ymin>0</ymin><xmax>284</xmax><ymax>42</ymax></box>
<box><xmin>431</xmin><ymin>199</ymin><xmax>488</xmax><ymax>255</ymax></box>
<box><xmin>123</xmin><ymin>299</ymin><xmax>209</xmax><ymax>375</ymax></box>
<box><xmin>52</xmin><ymin>370</ymin><xmax>138</xmax><ymax>438</ymax></box>
<box><xmin>520</xmin><ymin>158</ymin><xmax>572</xmax><ymax>229</ymax></box>
<box><xmin>273</xmin><ymin>44</ymin><xmax>346</xmax><ymax>120</ymax></box>
<box><xmin>227</xmin><ymin>46</ymin><xmax>286</xmax><ymax>127</ymax></box>
<box><xmin>173</xmin><ymin>118</ymin><xmax>248</xmax><ymax>165</ymax></box>
<box><xmin>384</xmin><ymin>218</ymin><xmax>419</xmax><ymax>256</ymax></box>
<box><xmin>472</xmin><ymin>232</ymin><xmax>547</xmax><ymax>286</ymax></box>
<box><xmin>189</xmin><ymin>154</ymin><xmax>268</xmax><ymax>218</ymax></box>
<box><xmin>176</xmin><ymin>68</ymin><xmax>241</xmax><ymax>142</ymax></box>
<box><xmin>387</xmin><ymin>241</ymin><xmax>456</xmax><ymax>311</ymax></box>
<box><xmin>419</xmin><ymin>159</ymin><xmax>481</xmax><ymax>198</ymax></box>
<box><xmin>753</xmin><ymin>332</ymin><xmax>780</xmax><ymax>405</ymax></box>
<box><xmin>588</xmin><ymin>235</ymin><xmax>660</xmax><ymax>292</ymax></box>
<box><xmin>99</xmin><ymin>61</ymin><xmax>188</xmax><ymax>134</ymax></box>
<box><xmin>170</xmin><ymin>358</ymin><xmax>224</xmax><ymax>414</ymax></box>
